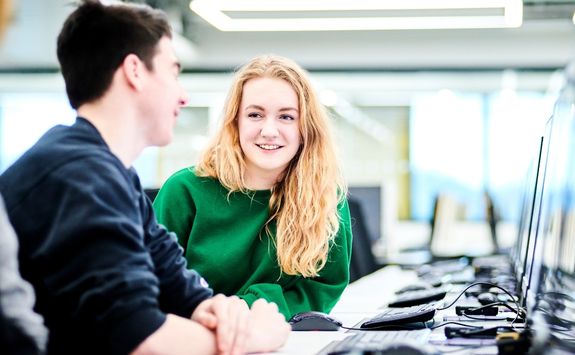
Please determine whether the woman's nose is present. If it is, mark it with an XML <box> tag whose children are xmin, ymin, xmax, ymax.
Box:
<box><xmin>260</xmin><ymin>117</ymin><xmax>279</xmax><ymax>138</ymax></box>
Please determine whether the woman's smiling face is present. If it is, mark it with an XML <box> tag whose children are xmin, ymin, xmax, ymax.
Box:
<box><xmin>237</xmin><ymin>77</ymin><xmax>301</xmax><ymax>188</ymax></box>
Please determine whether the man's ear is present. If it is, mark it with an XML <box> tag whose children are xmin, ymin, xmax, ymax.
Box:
<box><xmin>121</xmin><ymin>54</ymin><xmax>146</xmax><ymax>91</ymax></box>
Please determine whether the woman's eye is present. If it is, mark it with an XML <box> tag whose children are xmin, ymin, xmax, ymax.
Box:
<box><xmin>247</xmin><ymin>112</ymin><xmax>262</xmax><ymax>119</ymax></box>
<box><xmin>280</xmin><ymin>115</ymin><xmax>295</xmax><ymax>121</ymax></box>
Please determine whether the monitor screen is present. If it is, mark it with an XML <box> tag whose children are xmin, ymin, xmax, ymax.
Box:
<box><xmin>527</xmin><ymin>80</ymin><xmax>575</xmax><ymax>314</ymax></box>
<box><xmin>522</xmin><ymin>61</ymin><xmax>575</xmax><ymax>353</ymax></box>
<box><xmin>348</xmin><ymin>186</ymin><xmax>382</xmax><ymax>243</ymax></box>
<box><xmin>543</xmin><ymin>76</ymin><xmax>575</xmax><ymax>309</ymax></box>
<box><xmin>510</xmin><ymin>134</ymin><xmax>545</xmax><ymax>306</ymax></box>
<box><xmin>520</xmin><ymin>123</ymin><xmax>553</xmax><ymax>309</ymax></box>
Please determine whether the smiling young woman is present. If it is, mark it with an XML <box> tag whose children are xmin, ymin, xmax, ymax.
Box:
<box><xmin>153</xmin><ymin>54</ymin><xmax>353</xmax><ymax>319</ymax></box>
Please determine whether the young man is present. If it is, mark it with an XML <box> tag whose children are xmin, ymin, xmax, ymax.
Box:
<box><xmin>0</xmin><ymin>1</ymin><xmax>289</xmax><ymax>354</ymax></box>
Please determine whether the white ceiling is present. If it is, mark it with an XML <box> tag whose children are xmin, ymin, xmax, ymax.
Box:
<box><xmin>0</xmin><ymin>0</ymin><xmax>574</xmax><ymax>71</ymax></box>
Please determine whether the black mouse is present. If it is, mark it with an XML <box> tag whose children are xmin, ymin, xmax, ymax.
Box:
<box><xmin>477</xmin><ymin>292</ymin><xmax>498</xmax><ymax>305</ymax></box>
<box><xmin>395</xmin><ymin>282</ymin><xmax>432</xmax><ymax>295</ymax></box>
<box><xmin>288</xmin><ymin>311</ymin><xmax>342</xmax><ymax>331</ymax></box>
<box><xmin>328</xmin><ymin>341</ymin><xmax>436</xmax><ymax>355</ymax></box>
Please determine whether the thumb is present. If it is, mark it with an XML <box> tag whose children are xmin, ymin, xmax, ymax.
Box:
<box><xmin>194</xmin><ymin>311</ymin><xmax>218</xmax><ymax>329</ymax></box>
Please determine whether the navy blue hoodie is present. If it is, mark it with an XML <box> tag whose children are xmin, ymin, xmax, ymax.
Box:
<box><xmin>0</xmin><ymin>117</ymin><xmax>213</xmax><ymax>355</ymax></box>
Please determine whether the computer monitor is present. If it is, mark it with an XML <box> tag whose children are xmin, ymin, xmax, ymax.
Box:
<box><xmin>347</xmin><ymin>186</ymin><xmax>382</xmax><ymax>243</ymax></box>
<box><xmin>522</xmin><ymin>62</ymin><xmax>575</xmax><ymax>353</ymax></box>
<box><xmin>526</xmin><ymin>72</ymin><xmax>575</xmax><ymax>355</ymax></box>
<box><xmin>557</xmin><ymin>157</ymin><xmax>575</xmax><ymax>287</ymax></box>
<box><xmin>521</xmin><ymin>125</ymin><xmax>555</xmax><ymax>309</ymax></box>
<box><xmin>512</xmin><ymin>136</ymin><xmax>543</xmax><ymax>269</ymax></box>
<box><xmin>552</xmin><ymin>74</ymin><xmax>575</xmax><ymax>293</ymax></box>
<box><xmin>534</xmin><ymin>70</ymin><xmax>575</xmax><ymax>313</ymax></box>
<box><xmin>522</xmin><ymin>117</ymin><xmax>555</xmax><ymax>312</ymax></box>
<box><xmin>526</xmin><ymin>78</ymin><xmax>575</xmax><ymax>314</ymax></box>
<box><xmin>510</xmin><ymin>134</ymin><xmax>546</xmax><ymax>306</ymax></box>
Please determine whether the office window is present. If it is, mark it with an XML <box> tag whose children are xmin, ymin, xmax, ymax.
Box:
<box><xmin>0</xmin><ymin>93</ymin><xmax>74</xmax><ymax>171</ymax></box>
<box><xmin>487</xmin><ymin>91</ymin><xmax>552</xmax><ymax>222</ymax></box>
<box><xmin>0</xmin><ymin>92</ymin><xmax>214</xmax><ymax>188</ymax></box>
<box><xmin>153</xmin><ymin>106</ymin><xmax>211</xmax><ymax>185</ymax></box>
<box><xmin>410</xmin><ymin>92</ymin><xmax>484</xmax><ymax>221</ymax></box>
<box><xmin>0</xmin><ymin>71</ymin><xmax>557</xmax><ymax>225</ymax></box>
<box><xmin>409</xmin><ymin>91</ymin><xmax>552</xmax><ymax>222</ymax></box>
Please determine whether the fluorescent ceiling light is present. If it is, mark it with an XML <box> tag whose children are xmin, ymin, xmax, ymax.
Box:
<box><xmin>189</xmin><ymin>0</ymin><xmax>523</xmax><ymax>31</ymax></box>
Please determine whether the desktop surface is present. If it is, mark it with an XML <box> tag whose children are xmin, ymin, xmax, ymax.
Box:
<box><xmin>275</xmin><ymin>260</ymin><xmax>530</xmax><ymax>355</ymax></box>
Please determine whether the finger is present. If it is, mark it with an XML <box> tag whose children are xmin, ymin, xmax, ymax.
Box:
<box><xmin>252</xmin><ymin>298</ymin><xmax>272</xmax><ymax>311</ymax></box>
<box><xmin>194</xmin><ymin>310</ymin><xmax>218</xmax><ymax>329</ymax></box>
<box><xmin>268</xmin><ymin>301</ymin><xmax>279</xmax><ymax>312</ymax></box>
<box><xmin>229</xmin><ymin>299</ymin><xmax>249</xmax><ymax>355</ymax></box>
<box><xmin>251</xmin><ymin>298</ymin><xmax>264</xmax><ymax>309</ymax></box>
<box><xmin>218</xmin><ymin>296</ymin><xmax>247</xmax><ymax>354</ymax></box>
<box><xmin>212</xmin><ymin>294</ymin><xmax>233</xmax><ymax>354</ymax></box>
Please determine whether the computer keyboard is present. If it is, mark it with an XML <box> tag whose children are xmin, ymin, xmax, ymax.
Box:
<box><xmin>387</xmin><ymin>288</ymin><xmax>447</xmax><ymax>308</ymax></box>
<box><xmin>322</xmin><ymin>329</ymin><xmax>431</xmax><ymax>354</ymax></box>
<box><xmin>361</xmin><ymin>303</ymin><xmax>436</xmax><ymax>329</ymax></box>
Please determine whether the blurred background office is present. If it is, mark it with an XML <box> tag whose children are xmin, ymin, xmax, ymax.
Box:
<box><xmin>1</xmin><ymin>0</ymin><xmax>574</xmax><ymax>260</ymax></box>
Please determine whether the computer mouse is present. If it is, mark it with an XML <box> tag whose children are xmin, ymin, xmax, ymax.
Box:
<box><xmin>477</xmin><ymin>292</ymin><xmax>498</xmax><ymax>305</ymax></box>
<box><xmin>395</xmin><ymin>282</ymin><xmax>431</xmax><ymax>294</ymax></box>
<box><xmin>288</xmin><ymin>311</ymin><xmax>342</xmax><ymax>331</ymax></box>
<box><xmin>328</xmin><ymin>342</ymin><xmax>437</xmax><ymax>355</ymax></box>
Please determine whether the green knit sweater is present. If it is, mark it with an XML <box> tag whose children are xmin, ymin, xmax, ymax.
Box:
<box><xmin>153</xmin><ymin>167</ymin><xmax>352</xmax><ymax>319</ymax></box>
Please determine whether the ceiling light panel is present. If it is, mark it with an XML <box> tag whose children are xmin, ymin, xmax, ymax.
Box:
<box><xmin>189</xmin><ymin>0</ymin><xmax>523</xmax><ymax>31</ymax></box>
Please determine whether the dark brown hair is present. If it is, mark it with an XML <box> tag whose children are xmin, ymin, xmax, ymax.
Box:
<box><xmin>57</xmin><ymin>0</ymin><xmax>171</xmax><ymax>109</ymax></box>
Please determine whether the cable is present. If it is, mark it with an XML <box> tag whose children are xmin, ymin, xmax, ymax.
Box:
<box><xmin>339</xmin><ymin>321</ymin><xmax>432</xmax><ymax>331</ymax></box>
<box><xmin>434</xmin><ymin>281</ymin><xmax>526</xmax><ymax>330</ymax></box>
<box><xmin>339</xmin><ymin>282</ymin><xmax>525</xmax><ymax>333</ymax></box>
<box><xmin>461</xmin><ymin>313</ymin><xmax>509</xmax><ymax>321</ymax></box>
<box><xmin>444</xmin><ymin>325</ymin><xmax>517</xmax><ymax>339</ymax></box>
<box><xmin>439</xmin><ymin>344</ymin><xmax>494</xmax><ymax>353</ymax></box>
<box><xmin>436</xmin><ymin>282</ymin><xmax>518</xmax><ymax>312</ymax></box>
<box><xmin>456</xmin><ymin>302</ymin><xmax>524</xmax><ymax>320</ymax></box>
<box><xmin>479</xmin><ymin>301</ymin><xmax>524</xmax><ymax>316</ymax></box>
<box><xmin>430</xmin><ymin>321</ymin><xmax>484</xmax><ymax>330</ymax></box>
<box><xmin>437</xmin><ymin>282</ymin><xmax>524</xmax><ymax>315</ymax></box>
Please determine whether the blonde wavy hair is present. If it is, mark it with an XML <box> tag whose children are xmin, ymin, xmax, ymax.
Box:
<box><xmin>196</xmin><ymin>55</ymin><xmax>346</xmax><ymax>277</ymax></box>
<box><xmin>0</xmin><ymin>0</ymin><xmax>12</xmax><ymax>40</ymax></box>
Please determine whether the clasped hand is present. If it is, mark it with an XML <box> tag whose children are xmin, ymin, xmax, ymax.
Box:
<box><xmin>192</xmin><ymin>294</ymin><xmax>290</xmax><ymax>355</ymax></box>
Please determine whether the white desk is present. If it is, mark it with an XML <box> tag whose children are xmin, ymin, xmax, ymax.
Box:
<box><xmin>271</xmin><ymin>266</ymin><xmax>419</xmax><ymax>355</ymax></box>
<box><xmin>271</xmin><ymin>265</ymin><xmax>506</xmax><ymax>355</ymax></box>
<box><xmin>331</xmin><ymin>265</ymin><xmax>418</xmax><ymax>313</ymax></box>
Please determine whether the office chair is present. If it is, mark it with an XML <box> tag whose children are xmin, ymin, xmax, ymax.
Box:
<box><xmin>144</xmin><ymin>188</ymin><xmax>160</xmax><ymax>202</ymax></box>
<box><xmin>484</xmin><ymin>191</ymin><xmax>501</xmax><ymax>253</ymax></box>
<box><xmin>348</xmin><ymin>197</ymin><xmax>381</xmax><ymax>282</ymax></box>
<box><xmin>429</xmin><ymin>192</ymin><xmax>496</xmax><ymax>261</ymax></box>
<box><xmin>429</xmin><ymin>193</ymin><xmax>467</xmax><ymax>261</ymax></box>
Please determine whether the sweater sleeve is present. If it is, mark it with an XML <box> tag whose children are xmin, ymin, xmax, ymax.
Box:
<box><xmin>141</xmin><ymin>194</ymin><xmax>212</xmax><ymax>318</ymax></box>
<box><xmin>153</xmin><ymin>169</ymin><xmax>196</xmax><ymax>250</ymax></box>
<box><xmin>238</xmin><ymin>199</ymin><xmax>353</xmax><ymax>319</ymax></box>
<box><xmin>18</xmin><ymin>158</ymin><xmax>168</xmax><ymax>354</ymax></box>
